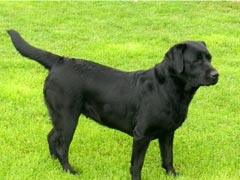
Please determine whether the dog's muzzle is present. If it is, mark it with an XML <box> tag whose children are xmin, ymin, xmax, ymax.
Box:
<box><xmin>207</xmin><ymin>70</ymin><xmax>219</xmax><ymax>85</ymax></box>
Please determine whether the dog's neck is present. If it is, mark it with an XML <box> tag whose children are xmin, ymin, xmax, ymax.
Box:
<box><xmin>154</xmin><ymin>61</ymin><xmax>198</xmax><ymax>95</ymax></box>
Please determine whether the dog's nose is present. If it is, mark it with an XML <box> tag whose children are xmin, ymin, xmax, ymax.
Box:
<box><xmin>210</xmin><ymin>71</ymin><xmax>219</xmax><ymax>79</ymax></box>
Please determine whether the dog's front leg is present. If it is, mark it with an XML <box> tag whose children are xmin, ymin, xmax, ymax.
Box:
<box><xmin>158</xmin><ymin>131</ymin><xmax>177</xmax><ymax>176</ymax></box>
<box><xmin>130</xmin><ymin>137</ymin><xmax>150</xmax><ymax>180</ymax></box>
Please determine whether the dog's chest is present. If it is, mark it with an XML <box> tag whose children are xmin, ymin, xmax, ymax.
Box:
<box><xmin>161</xmin><ymin>103</ymin><xmax>188</xmax><ymax>130</ymax></box>
<box><xmin>142</xmin><ymin>92</ymin><xmax>193</xmax><ymax>132</ymax></box>
<box><xmin>168</xmin><ymin>103</ymin><xmax>189</xmax><ymax>129</ymax></box>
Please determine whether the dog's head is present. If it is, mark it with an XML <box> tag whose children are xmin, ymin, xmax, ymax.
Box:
<box><xmin>164</xmin><ymin>41</ymin><xmax>219</xmax><ymax>88</ymax></box>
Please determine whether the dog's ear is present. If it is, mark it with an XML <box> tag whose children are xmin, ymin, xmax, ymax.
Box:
<box><xmin>200</xmin><ymin>41</ymin><xmax>207</xmax><ymax>47</ymax></box>
<box><xmin>165</xmin><ymin>43</ymin><xmax>186</xmax><ymax>74</ymax></box>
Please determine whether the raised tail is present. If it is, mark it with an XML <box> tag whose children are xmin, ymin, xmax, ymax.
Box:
<box><xmin>7</xmin><ymin>30</ymin><xmax>62</xmax><ymax>69</ymax></box>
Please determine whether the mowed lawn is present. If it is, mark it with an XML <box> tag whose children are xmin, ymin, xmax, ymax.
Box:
<box><xmin>0</xmin><ymin>2</ymin><xmax>239</xmax><ymax>180</ymax></box>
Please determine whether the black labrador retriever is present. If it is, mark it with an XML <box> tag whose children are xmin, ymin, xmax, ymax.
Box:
<box><xmin>8</xmin><ymin>30</ymin><xmax>219</xmax><ymax>180</ymax></box>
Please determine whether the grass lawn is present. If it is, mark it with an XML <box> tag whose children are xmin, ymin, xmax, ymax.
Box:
<box><xmin>0</xmin><ymin>2</ymin><xmax>239</xmax><ymax>180</ymax></box>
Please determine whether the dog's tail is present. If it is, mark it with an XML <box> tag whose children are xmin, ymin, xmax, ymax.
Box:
<box><xmin>7</xmin><ymin>30</ymin><xmax>62</xmax><ymax>70</ymax></box>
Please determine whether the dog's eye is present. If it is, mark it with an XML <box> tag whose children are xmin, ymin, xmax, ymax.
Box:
<box><xmin>206</xmin><ymin>54</ymin><xmax>212</xmax><ymax>61</ymax></box>
<box><xmin>193</xmin><ymin>54</ymin><xmax>203</xmax><ymax>64</ymax></box>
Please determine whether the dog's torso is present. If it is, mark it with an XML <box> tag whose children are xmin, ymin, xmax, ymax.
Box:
<box><xmin>44</xmin><ymin>59</ymin><xmax>195</xmax><ymax>139</ymax></box>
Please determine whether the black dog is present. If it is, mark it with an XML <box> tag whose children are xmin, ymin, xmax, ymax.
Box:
<box><xmin>8</xmin><ymin>30</ymin><xmax>219</xmax><ymax>180</ymax></box>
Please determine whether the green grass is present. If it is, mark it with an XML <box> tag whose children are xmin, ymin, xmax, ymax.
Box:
<box><xmin>0</xmin><ymin>2</ymin><xmax>239</xmax><ymax>180</ymax></box>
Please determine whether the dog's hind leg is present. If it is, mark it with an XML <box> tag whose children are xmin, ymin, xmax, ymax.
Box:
<box><xmin>58</xmin><ymin>114</ymin><xmax>79</xmax><ymax>174</ymax></box>
<box><xmin>48</xmin><ymin>128</ymin><xmax>58</xmax><ymax>159</ymax></box>
<box><xmin>46</xmin><ymin>101</ymin><xmax>81</xmax><ymax>174</ymax></box>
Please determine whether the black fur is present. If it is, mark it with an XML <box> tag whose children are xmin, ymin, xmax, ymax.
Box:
<box><xmin>8</xmin><ymin>30</ymin><xmax>219</xmax><ymax>180</ymax></box>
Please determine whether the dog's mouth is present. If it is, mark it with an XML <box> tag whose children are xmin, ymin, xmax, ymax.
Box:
<box><xmin>204</xmin><ymin>73</ymin><xmax>219</xmax><ymax>86</ymax></box>
<box><xmin>207</xmin><ymin>77</ymin><xmax>218</xmax><ymax>86</ymax></box>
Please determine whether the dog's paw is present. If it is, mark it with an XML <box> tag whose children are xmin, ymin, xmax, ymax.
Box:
<box><xmin>50</xmin><ymin>154</ymin><xmax>58</xmax><ymax>160</ymax></box>
<box><xmin>65</xmin><ymin>168</ymin><xmax>79</xmax><ymax>175</ymax></box>
<box><xmin>166</xmin><ymin>169</ymin><xmax>179</xmax><ymax>177</ymax></box>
